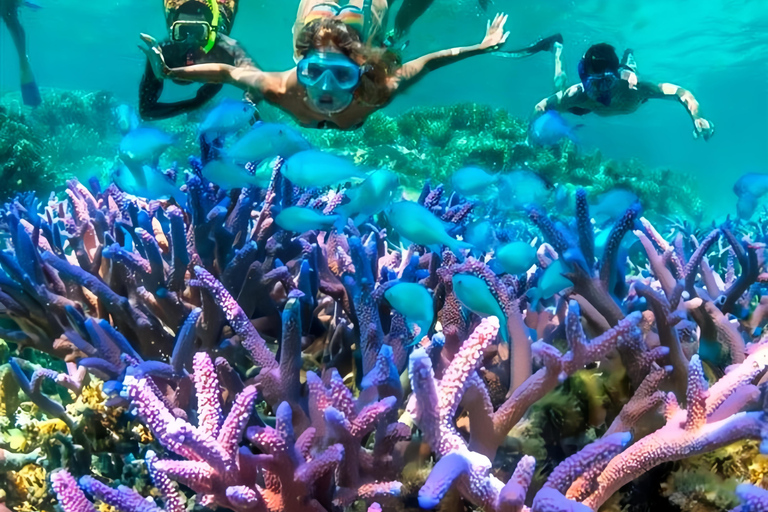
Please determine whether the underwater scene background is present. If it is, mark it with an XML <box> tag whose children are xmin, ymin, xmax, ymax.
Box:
<box><xmin>1</xmin><ymin>0</ymin><xmax>768</xmax><ymax>511</ymax></box>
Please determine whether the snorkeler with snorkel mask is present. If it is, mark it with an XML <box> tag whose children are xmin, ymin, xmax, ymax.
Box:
<box><xmin>532</xmin><ymin>42</ymin><xmax>714</xmax><ymax>140</ymax></box>
<box><xmin>139</xmin><ymin>1</ymin><xmax>561</xmax><ymax>130</ymax></box>
<box><xmin>138</xmin><ymin>0</ymin><xmax>254</xmax><ymax>120</ymax></box>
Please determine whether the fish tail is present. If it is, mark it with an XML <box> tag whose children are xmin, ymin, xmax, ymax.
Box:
<box><xmin>447</xmin><ymin>238</ymin><xmax>473</xmax><ymax>257</ymax></box>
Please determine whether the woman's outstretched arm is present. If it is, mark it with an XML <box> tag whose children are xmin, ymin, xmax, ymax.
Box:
<box><xmin>392</xmin><ymin>13</ymin><xmax>509</xmax><ymax>93</ymax></box>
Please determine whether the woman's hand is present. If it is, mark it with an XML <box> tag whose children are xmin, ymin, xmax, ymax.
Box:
<box><xmin>693</xmin><ymin>117</ymin><xmax>715</xmax><ymax>141</ymax></box>
<box><xmin>480</xmin><ymin>13</ymin><xmax>510</xmax><ymax>51</ymax></box>
<box><xmin>138</xmin><ymin>33</ymin><xmax>172</xmax><ymax>80</ymax></box>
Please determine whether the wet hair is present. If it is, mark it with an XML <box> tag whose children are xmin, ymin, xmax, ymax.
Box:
<box><xmin>582</xmin><ymin>43</ymin><xmax>620</xmax><ymax>75</ymax></box>
<box><xmin>295</xmin><ymin>18</ymin><xmax>401</xmax><ymax>107</ymax></box>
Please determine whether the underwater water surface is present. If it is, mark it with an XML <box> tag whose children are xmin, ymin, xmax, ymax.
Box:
<box><xmin>3</xmin><ymin>1</ymin><xmax>768</xmax><ymax>512</ymax></box>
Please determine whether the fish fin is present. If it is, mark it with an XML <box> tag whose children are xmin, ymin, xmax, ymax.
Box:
<box><xmin>447</xmin><ymin>238</ymin><xmax>474</xmax><ymax>257</ymax></box>
<box><xmin>352</xmin><ymin>213</ymin><xmax>369</xmax><ymax>227</ymax></box>
<box><xmin>525</xmin><ymin>288</ymin><xmax>541</xmax><ymax>310</ymax></box>
<box><xmin>333</xmin><ymin>213</ymin><xmax>350</xmax><ymax>231</ymax></box>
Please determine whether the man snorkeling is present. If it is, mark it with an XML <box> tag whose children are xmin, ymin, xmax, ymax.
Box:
<box><xmin>140</xmin><ymin>1</ymin><xmax>560</xmax><ymax>130</ymax></box>
<box><xmin>1</xmin><ymin>0</ymin><xmax>41</xmax><ymax>107</ymax></box>
<box><xmin>138</xmin><ymin>0</ymin><xmax>253</xmax><ymax>120</ymax></box>
<box><xmin>533</xmin><ymin>43</ymin><xmax>715</xmax><ymax>140</ymax></box>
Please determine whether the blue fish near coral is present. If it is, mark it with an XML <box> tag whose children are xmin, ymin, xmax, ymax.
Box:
<box><xmin>202</xmin><ymin>160</ymin><xmax>270</xmax><ymax>190</ymax></box>
<box><xmin>452</xmin><ymin>273</ymin><xmax>507</xmax><ymax>341</ymax></box>
<box><xmin>114</xmin><ymin>104</ymin><xmax>140</xmax><ymax>135</ymax></box>
<box><xmin>527</xmin><ymin>259</ymin><xmax>574</xmax><ymax>307</ymax></box>
<box><xmin>275</xmin><ymin>206</ymin><xmax>339</xmax><ymax>233</ymax></box>
<box><xmin>529</xmin><ymin>111</ymin><xmax>583</xmax><ymax>147</ymax></box>
<box><xmin>119</xmin><ymin>127</ymin><xmax>175</xmax><ymax>164</ymax></box>
<box><xmin>226</xmin><ymin>122</ymin><xmax>310</xmax><ymax>165</ymax></box>
<box><xmin>335</xmin><ymin>169</ymin><xmax>399</xmax><ymax>228</ymax></box>
<box><xmin>283</xmin><ymin>150</ymin><xmax>367</xmax><ymax>188</ymax></box>
<box><xmin>112</xmin><ymin>164</ymin><xmax>184</xmax><ymax>203</ymax></box>
<box><xmin>450</xmin><ymin>166</ymin><xmax>498</xmax><ymax>197</ymax></box>
<box><xmin>591</xmin><ymin>188</ymin><xmax>641</xmax><ymax>221</ymax></box>
<box><xmin>385</xmin><ymin>201</ymin><xmax>473</xmax><ymax>256</ymax></box>
<box><xmin>733</xmin><ymin>173</ymin><xmax>768</xmax><ymax>219</ymax></box>
<box><xmin>384</xmin><ymin>282</ymin><xmax>434</xmax><ymax>343</ymax></box>
<box><xmin>199</xmin><ymin>99</ymin><xmax>257</xmax><ymax>141</ymax></box>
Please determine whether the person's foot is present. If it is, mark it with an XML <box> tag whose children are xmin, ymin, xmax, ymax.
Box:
<box><xmin>20</xmin><ymin>61</ymin><xmax>42</xmax><ymax>107</ymax></box>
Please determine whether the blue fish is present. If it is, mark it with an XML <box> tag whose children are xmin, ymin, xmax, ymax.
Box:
<box><xmin>112</xmin><ymin>164</ymin><xmax>185</xmax><ymax>203</ymax></box>
<box><xmin>275</xmin><ymin>206</ymin><xmax>339</xmax><ymax>233</ymax></box>
<box><xmin>495</xmin><ymin>170</ymin><xmax>554</xmax><ymax>212</ymax></box>
<box><xmin>119</xmin><ymin>128</ymin><xmax>175</xmax><ymax>165</ymax></box>
<box><xmin>202</xmin><ymin>160</ymin><xmax>270</xmax><ymax>190</ymax></box>
<box><xmin>529</xmin><ymin>111</ymin><xmax>583</xmax><ymax>147</ymax></box>
<box><xmin>450</xmin><ymin>167</ymin><xmax>498</xmax><ymax>197</ymax></box>
<box><xmin>526</xmin><ymin>259</ymin><xmax>574</xmax><ymax>308</ymax></box>
<box><xmin>226</xmin><ymin>123</ymin><xmax>310</xmax><ymax>165</ymax></box>
<box><xmin>384</xmin><ymin>282</ymin><xmax>434</xmax><ymax>343</ymax></box>
<box><xmin>115</xmin><ymin>104</ymin><xmax>140</xmax><ymax>135</ymax></box>
<box><xmin>385</xmin><ymin>201</ymin><xmax>473</xmax><ymax>256</ymax></box>
<box><xmin>734</xmin><ymin>173</ymin><xmax>768</xmax><ymax>219</ymax></box>
<box><xmin>283</xmin><ymin>150</ymin><xmax>367</xmax><ymax>189</ymax></box>
<box><xmin>199</xmin><ymin>99</ymin><xmax>257</xmax><ymax>141</ymax></box>
<box><xmin>591</xmin><ymin>188</ymin><xmax>640</xmax><ymax>221</ymax></box>
<box><xmin>464</xmin><ymin>220</ymin><xmax>497</xmax><ymax>254</ymax></box>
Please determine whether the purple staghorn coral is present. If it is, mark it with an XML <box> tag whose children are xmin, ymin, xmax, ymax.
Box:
<box><xmin>6</xmin><ymin>157</ymin><xmax>768</xmax><ymax>512</ymax></box>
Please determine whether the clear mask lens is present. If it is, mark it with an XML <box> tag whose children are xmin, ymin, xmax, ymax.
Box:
<box><xmin>172</xmin><ymin>21</ymin><xmax>210</xmax><ymax>44</ymax></box>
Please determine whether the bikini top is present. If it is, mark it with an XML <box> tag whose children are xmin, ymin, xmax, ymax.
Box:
<box><xmin>302</xmin><ymin>3</ymin><xmax>368</xmax><ymax>39</ymax></box>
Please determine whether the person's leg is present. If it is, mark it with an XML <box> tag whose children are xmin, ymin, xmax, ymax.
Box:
<box><xmin>393</xmin><ymin>0</ymin><xmax>432</xmax><ymax>38</ymax></box>
<box><xmin>553</xmin><ymin>41</ymin><xmax>567</xmax><ymax>92</ymax></box>
<box><xmin>1</xmin><ymin>1</ymin><xmax>40</xmax><ymax>106</ymax></box>
<box><xmin>293</xmin><ymin>0</ymin><xmax>339</xmax><ymax>60</ymax></box>
<box><xmin>347</xmin><ymin>0</ymin><xmax>389</xmax><ymax>43</ymax></box>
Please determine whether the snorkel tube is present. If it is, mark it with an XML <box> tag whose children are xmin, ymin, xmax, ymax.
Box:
<box><xmin>202</xmin><ymin>0</ymin><xmax>219</xmax><ymax>53</ymax></box>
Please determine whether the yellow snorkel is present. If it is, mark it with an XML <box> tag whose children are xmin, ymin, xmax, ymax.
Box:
<box><xmin>202</xmin><ymin>0</ymin><xmax>219</xmax><ymax>53</ymax></box>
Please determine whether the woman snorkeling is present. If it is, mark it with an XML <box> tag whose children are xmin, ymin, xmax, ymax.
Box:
<box><xmin>533</xmin><ymin>43</ymin><xmax>715</xmax><ymax>140</ymax></box>
<box><xmin>139</xmin><ymin>0</ymin><xmax>254</xmax><ymax>120</ymax></box>
<box><xmin>1</xmin><ymin>0</ymin><xmax>41</xmax><ymax>107</ymax></box>
<box><xmin>140</xmin><ymin>2</ymin><xmax>558</xmax><ymax>130</ymax></box>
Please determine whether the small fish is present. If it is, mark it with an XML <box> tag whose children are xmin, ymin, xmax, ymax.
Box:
<box><xmin>275</xmin><ymin>206</ymin><xmax>339</xmax><ymax>233</ymax></box>
<box><xmin>336</xmin><ymin>169</ymin><xmax>399</xmax><ymax>228</ymax></box>
<box><xmin>452</xmin><ymin>273</ymin><xmax>507</xmax><ymax>341</ymax></box>
<box><xmin>384</xmin><ymin>282</ymin><xmax>434</xmax><ymax>343</ymax></box>
<box><xmin>112</xmin><ymin>164</ymin><xmax>184</xmax><ymax>203</ymax></box>
<box><xmin>527</xmin><ymin>259</ymin><xmax>574</xmax><ymax>307</ymax></box>
<box><xmin>495</xmin><ymin>241</ymin><xmax>537</xmax><ymax>275</ymax></box>
<box><xmin>115</xmin><ymin>104</ymin><xmax>140</xmax><ymax>135</ymax></box>
<box><xmin>119</xmin><ymin>127</ymin><xmax>175</xmax><ymax>164</ymax></box>
<box><xmin>227</xmin><ymin>123</ymin><xmax>310</xmax><ymax>164</ymax></box>
<box><xmin>199</xmin><ymin>99</ymin><xmax>257</xmax><ymax>140</ymax></box>
<box><xmin>464</xmin><ymin>220</ymin><xmax>497</xmax><ymax>254</ymax></box>
<box><xmin>590</xmin><ymin>188</ymin><xmax>640</xmax><ymax>221</ymax></box>
<box><xmin>529</xmin><ymin>111</ymin><xmax>583</xmax><ymax>147</ymax></box>
<box><xmin>202</xmin><ymin>160</ymin><xmax>269</xmax><ymax>190</ymax></box>
<box><xmin>495</xmin><ymin>170</ymin><xmax>554</xmax><ymax>211</ymax></box>
<box><xmin>283</xmin><ymin>150</ymin><xmax>367</xmax><ymax>188</ymax></box>
<box><xmin>385</xmin><ymin>201</ymin><xmax>473</xmax><ymax>256</ymax></box>
<box><xmin>734</xmin><ymin>173</ymin><xmax>768</xmax><ymax>219</ymax></box>
<box><xmin>450</xmin><ymin>167</ymin><xmax>498</xmax><ymax>197</ymax></box>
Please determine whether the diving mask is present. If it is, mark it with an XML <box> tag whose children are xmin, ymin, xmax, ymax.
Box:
<box><xmin>298</xmin><ymin>51</ymin><xmax>362</xmax><ymax>114</ymax></box>
<box><xmin>298</xmin><ymin>51</ymin><xmax>362</xmax><ymax>91</ymax></box>
<box><xmin>171</xmin><ymin>20</ymin><xmax>212</xmax><ymax>45</ymax></box>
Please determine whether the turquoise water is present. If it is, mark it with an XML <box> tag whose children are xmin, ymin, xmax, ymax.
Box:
<box><xmin>1</xmin><ymin>0</ymin><xmax>766</xmax><ymax>216</ymax></box>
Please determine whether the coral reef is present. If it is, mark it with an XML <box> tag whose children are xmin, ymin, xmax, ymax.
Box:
<box><xmin>1</xmin><ymin>92</ymin><xmax>767</xmax><ymax>512</ymax></box>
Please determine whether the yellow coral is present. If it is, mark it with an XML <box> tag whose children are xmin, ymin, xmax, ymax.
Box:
<box><xmin>8</xmin><ymin>464</ymin><xmax>52</xmax><ymax>512</ymax></box>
